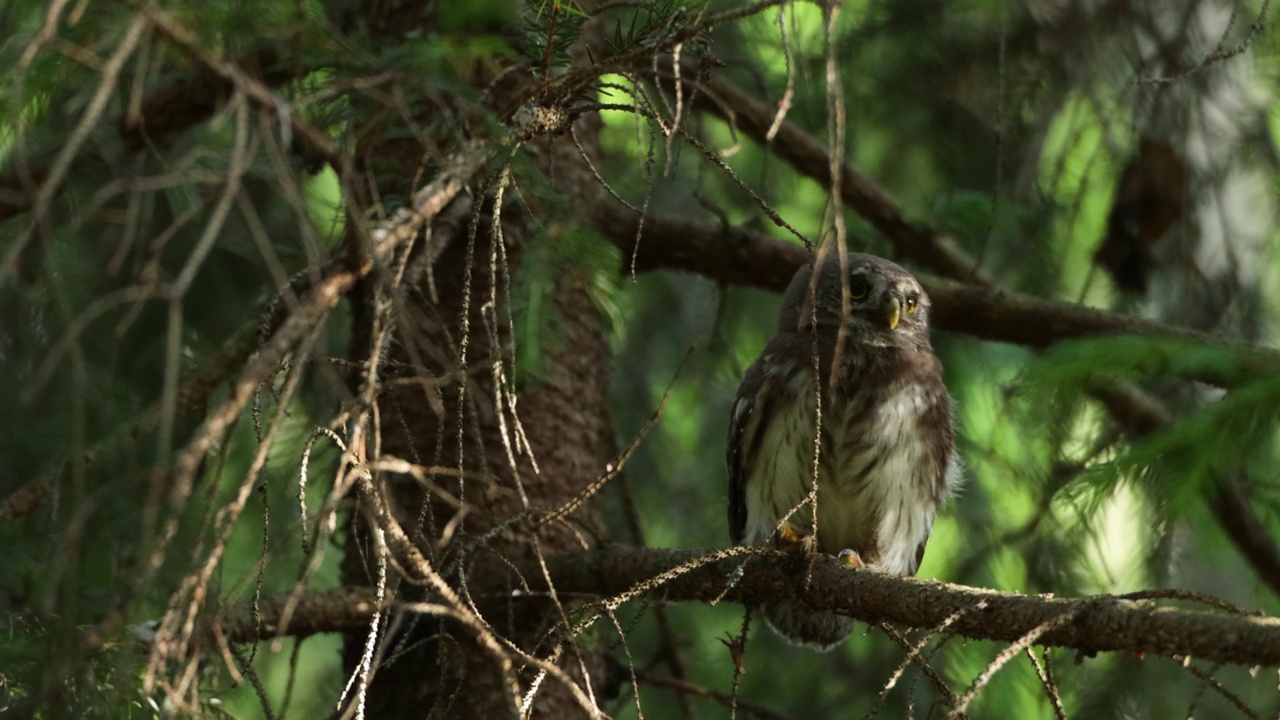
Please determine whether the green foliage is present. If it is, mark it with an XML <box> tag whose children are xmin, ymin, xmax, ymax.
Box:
<box><xmin>605</xmin><ymin>0</ymin><xmax>701</xmax><ymax>55</ymax></box>
<box><xmin>5</xmin><ymin>0</ymin><xmax>1280</xmax><ymax>718</ymax></box>
<box><xmin>379</xmin><ymin>34</ymin><xmax>519</xmax><ymax>86</ymax></box>
<box><xmin>520</xmin><ymin>0</ymin><xmax>591</xmax><ymax>79</ymax></box>
<box><xmin>1023</xmin><ymin>337</ymin><xmax>1279</xmax><ymax>515</ymax></box>
<box><xmin>1027</xmin><ymin>336</ymin><xmax>1263</xmax><ymax>395</ymax></box>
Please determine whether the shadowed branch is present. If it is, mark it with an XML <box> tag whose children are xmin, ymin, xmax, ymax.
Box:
<box><xmin>596</xmin><ymin>209</ymin><xmax>1280</xmax><ymax>386</ymax></box>
<box><xmin>221</xmin><ymin>546</ymin><xmax>1280</xmax><ymax>667</ymax></box>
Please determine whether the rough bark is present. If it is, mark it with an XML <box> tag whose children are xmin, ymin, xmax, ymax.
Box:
<box><xmin>226</xmin><ymin>546</ymin><xmax>1280</xmax><ymax>667</ymax></box>
<box><xmin>342</xmin><ymin>241</ymin><xmax>612</xmax><ymax>718</ymax></box>
<box><xmin>334</xmin><ymin>10</ymin><xmax>614</xmax><ymax>719</ymax></box>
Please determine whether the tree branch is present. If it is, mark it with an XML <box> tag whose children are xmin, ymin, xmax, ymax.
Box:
<box><xmin>1209</xmin><ymin>477</ymin><xmax>1280</xmax><ymax>593</ymax></box>
<box><xmin>221</xmin><ymin>547</ymin><xmax>1280</xmax><ymax>667</ymax></box>
<box><xmin>672</xmin><ymin>61</ymin><xmax>988</xmax><ymax>285</ymax></box>
<box><xmin>221</xmin><ymin>586</ymin><xmax>379</xmax><ymax>644</ymax></box>
<box><xmin>599</xmin><ymin>209</ymin><xmax>1278</xmax><ymax>386</ymax></box>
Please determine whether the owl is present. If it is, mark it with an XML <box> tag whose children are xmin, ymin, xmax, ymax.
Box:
<box><xmin>726</xmin><ymin>252</ymin><xmax>961</xmax><ymax>649</ymax></box>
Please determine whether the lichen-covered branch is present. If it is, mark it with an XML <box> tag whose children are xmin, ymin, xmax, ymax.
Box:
<box><xmin>222</xmin><ymin>546</ymin><xmax>1280</xmax><ymax>667</ymax></box>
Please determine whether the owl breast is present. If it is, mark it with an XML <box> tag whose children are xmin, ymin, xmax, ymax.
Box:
<box><xmin>742</xmin><ymin>367</ymin><xmax>955</xmax><ymax>576</ymax></box>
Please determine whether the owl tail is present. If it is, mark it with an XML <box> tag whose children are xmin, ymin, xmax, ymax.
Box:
<box><xmin>762</xmin><ymin>600</ymin><xmax>855</xmax><ymax>651</ymax></box>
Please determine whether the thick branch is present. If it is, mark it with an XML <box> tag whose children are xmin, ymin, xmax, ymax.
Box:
<box><xmin>676</xmin><ymin>62</ymin><xmax>988</xmax><ymax>285</ymax></box>
<box><xmin>601</xmin><ymin>210</ymin><xmax>1278</xmax><ymax>385</ymax></box>
<box><xmin>225</xmin><ymin>547</ymin><xmax>1280</xmax><ymax>667</ymax></box>
<box><xmin>1210</xmin><ymin>478</ymin><xmax>1280</xmax><ymax>592</ymax></box>
<box><xmin>541</xmin><ymin>547</ymin><xmax>1280</xmax><ymax>666</ymax></box>
<box><xmin>222</xmin><ymin>587</ymin><xmax>379</xmax><ymax>644</ymax></box>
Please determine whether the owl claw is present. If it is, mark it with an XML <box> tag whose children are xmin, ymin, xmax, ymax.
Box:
<box><xmin>837</xmin><ymin>549</ymin><xmax>864</xmax><ymax>568</ymax></box>
<box><xmin>774</xmin><ymin>522</ymin><xmax>817</xmax><ymax>556</ymax></box>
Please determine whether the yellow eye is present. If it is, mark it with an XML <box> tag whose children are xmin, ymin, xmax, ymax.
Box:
<box><xmin>906</xmin><ymin>296</ymin><xmax>918</xmax><ymax>314</ymax></box>
<box><xmin>849</xmin><ymin>277</ymin><xmax>870</xmax><ymax>300</ymax></box>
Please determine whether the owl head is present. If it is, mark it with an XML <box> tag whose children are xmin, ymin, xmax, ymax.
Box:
<box><xmin>777</xmin><ymin>252</ymin><xmax>931</xmax><ymax>345</ymax></box>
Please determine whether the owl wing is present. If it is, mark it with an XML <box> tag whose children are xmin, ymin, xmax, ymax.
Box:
<box><xmin>726</xmin><ymin>354</ymin><xmax>778</xmax><ymax>545</ymax></box>
<box><xmin>908</xmin><ymin>381</ymin><xmax>962</xmax><ymax>575</ymax></box>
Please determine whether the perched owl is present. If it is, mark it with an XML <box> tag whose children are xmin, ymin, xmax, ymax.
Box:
<box><xmin>726</xmin><ymin>252</ymin><xmax>961</xmax><ymax>650</ymax></box>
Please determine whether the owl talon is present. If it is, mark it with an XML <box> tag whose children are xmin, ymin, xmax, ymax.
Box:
<box><xmin>774</xmin><ymin>522</ymin><xmax>816</xmax><ymax>556</ymax></box>
<box><xmin>837</xmin><ymin>549</ymin><xmax>864</xmax><ymax>568</ymax></box>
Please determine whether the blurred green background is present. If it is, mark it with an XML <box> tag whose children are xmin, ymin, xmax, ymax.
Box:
<box><xmin>3</xmin><ymin>0</ymin><xmax>1280</xmax><ymax>717</ymax></box>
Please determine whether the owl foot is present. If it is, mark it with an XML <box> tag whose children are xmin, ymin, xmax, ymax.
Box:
<box><xmin>837</xmin><ymin>548</ymin><xmax>864</xmax><ymax>568</ymax></box>
<box><xmin>773</xmin><ymin>522</ymin><xmax>817</xmax><ymax>557</ymax></box>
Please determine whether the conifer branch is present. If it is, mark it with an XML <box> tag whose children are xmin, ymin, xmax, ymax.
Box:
<box><xmin>596</xmin><ymin>209</ymin><xmax>1280</xmax><ymax>387</ymax></box>
<box><xmin>220</xmin><ymin>546</ymin><xmax>1280</xmax><ymax>668</ymax></box>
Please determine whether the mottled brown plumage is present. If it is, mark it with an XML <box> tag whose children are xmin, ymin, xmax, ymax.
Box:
<box><xmin>727</xmin><ymin>252</ymin><xmax>960</xmax><ymax>649</ymax></box>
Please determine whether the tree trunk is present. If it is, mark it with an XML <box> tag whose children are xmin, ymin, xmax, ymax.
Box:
<box><xmin>335</xmin><ymin>10</ymin><xmax>614</xmax><ymax>716</ymax></box>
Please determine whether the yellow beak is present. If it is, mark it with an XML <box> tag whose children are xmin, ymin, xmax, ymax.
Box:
<box><xmin>886</xmin><ymin>296</ymin><xmax>901</xmax><ymax>330</ymax></box>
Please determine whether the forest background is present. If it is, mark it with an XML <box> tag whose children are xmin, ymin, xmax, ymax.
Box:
<box><xmin>4</xmin><ymin>0</ymin><xmax>1280</xmax><ymax>718</ymax></box>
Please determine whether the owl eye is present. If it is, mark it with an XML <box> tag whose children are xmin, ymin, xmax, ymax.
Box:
<box><xmin>848</xmin><ymin>276</ymin><xmax>870</xmax><ymax>300</ymax></box>
<box><xmin>905</xmin><ymin>295</ymin><xmax>919</xmax><ymax>314</ymax></box>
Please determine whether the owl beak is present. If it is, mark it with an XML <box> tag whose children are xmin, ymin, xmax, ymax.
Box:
<box><xmin>886</xmin><ymin>296</ymin><xmax>902</xmax><ymax>330</ymax></box>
